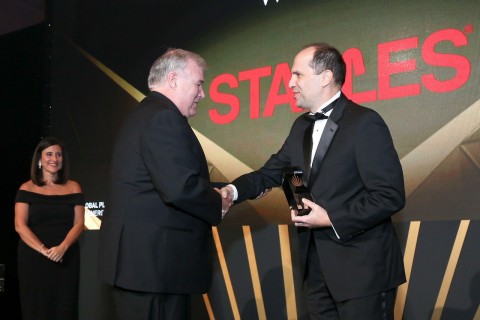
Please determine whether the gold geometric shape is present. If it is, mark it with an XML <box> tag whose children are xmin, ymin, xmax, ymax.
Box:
<box><xmin>395</xmin><ymin>221</ymin><xmax>421</xmax><ymax>319</ymax></box>
<box><xmin>431</xmin><ymin>220</ymin><xmax>471</xmax><ymax>320</ymax></box>
<box><xmin>243</xmin><ymin>226</ymin><xmax>267</xmax><ymax>319</ymax></box>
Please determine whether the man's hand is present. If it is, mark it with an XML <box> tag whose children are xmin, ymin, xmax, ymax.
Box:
<box><xmin>291</xmin><ymin>198</ymin><xmax>331</xmax><ymax>228</ymax></box>
<box><xmin>215</xmin><ymin>186</ymin><xmax>234</xmax><ymax>218</ymax></box>
<box><xmin>255</xmin><ymin>188</ymin><xmax>272</xmax><ymax>199</ymax></box>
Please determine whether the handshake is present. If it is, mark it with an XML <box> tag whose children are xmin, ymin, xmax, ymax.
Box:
<box><xmin>214</xmin><ymin>185</ymin><xmax>271</xmax><ymax>219</ymax></box>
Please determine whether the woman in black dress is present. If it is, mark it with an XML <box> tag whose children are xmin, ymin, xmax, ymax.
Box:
<box><xmin>14</xmin><ymin>137</ymin><xmax>85</xmax><ymax>320</ymax></box>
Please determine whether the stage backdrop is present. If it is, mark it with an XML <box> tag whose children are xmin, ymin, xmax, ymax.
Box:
<box><xmin>48</xmin><ymin>0</ymin><xmax>480</xmax><ymax>319</ymax></box>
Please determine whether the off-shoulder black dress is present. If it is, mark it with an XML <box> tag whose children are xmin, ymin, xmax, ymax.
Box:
<box><xmin>15</xmin><ymin>190</ymin><xmax>84</xmax><ymax>320</ymax></box>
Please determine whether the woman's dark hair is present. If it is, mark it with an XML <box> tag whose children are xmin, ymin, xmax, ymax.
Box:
<box><xmin>30</xmin><ymin>136</ymin><xmax>70</xmax><ymax>186</ymax></box>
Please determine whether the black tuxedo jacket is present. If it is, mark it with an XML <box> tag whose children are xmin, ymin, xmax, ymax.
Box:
<box><xmin>98</xmin><ymin>92</ymin><xmax>222</xmax><ymax>294</ymax></box>
<box><xmin>233</xmin><ymin>93</ymin><xmax>406</xmax><ymax>301</ymax></box>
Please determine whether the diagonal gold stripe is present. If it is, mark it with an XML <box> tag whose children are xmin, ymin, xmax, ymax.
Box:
<box><xmin>192</xmin><ymin>127</ymin><xmax>254</xmax><ymax>180</ymax></box>
<box><xmin>401</xmin><ymin>99</ymin><xmax>480</xmax><ymax>197</ymax></box>
<box><xmin>278</xmin><ymin>225</ymin><xmax>297</xmax><ymax>319</ymax></box>
<box><xmin>212</xmin><ymin>227</ymin><xmax>240</xmax><ymax>319</ymax></box>
<box><xmin>202</xmin><ymin>294</ymin><xmax>216</xmax><ymax>320</ymax></box>
<box><xmin>69</xmin><ymin>40</ymin><xmax>146</xmax><ymax>102</ymax></box>
<box><xmin>394</xmin><ymin>221</ymin><xmax>421</xmax><ymax>320</ymax></box>
<box><xmin>460</xmin><ymin>144</ymin><xmax>480</xmax><ymax>170</ymax></box>
<box><xmin>242</xmin><ymin>226</ymin><xmax>267</xmax><ymax>320</ymax></box>
<box><xmin>474</xmin><ymin>304</ymin><xmax>480</xmax><ymax>320</ymax></box>
<box><xmin>431</xmin><ymin>220</ymin><xmax>470</xmax><ymax>320</ymax></box>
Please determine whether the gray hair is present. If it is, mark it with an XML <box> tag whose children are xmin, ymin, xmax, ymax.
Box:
<box><xmin>147</xmin><ymin>48</ymin><xmax>207</xmax><ymax>90</ymax></box>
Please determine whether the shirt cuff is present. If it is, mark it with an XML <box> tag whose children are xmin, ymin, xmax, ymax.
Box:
<box><xmin>227</xmin><ymin>184</ymin><xmax>238</xmax><ymax>201</ymax></box>
<box><xmin>331</xmin><ymin>223</ymin><xmax>340</xmax><ymax>239</ymax></box>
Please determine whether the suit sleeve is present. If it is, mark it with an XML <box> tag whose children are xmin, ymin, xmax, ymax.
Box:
<box><xmin>232</xmin><ymin>153</ymin><xmax>286</xmax><ymax>202</ymax></box>
<box><xmin>328</xmin><ymin>111</ymin><xmax>405</xmax><ymax>239</ymax></box>
<box><xmin>140</xmin><ymin>110</ymin><xmax>222</xmax><ymax>225</ymax></box>
<box><xmin>232</xmin><ymin>119</ymin><xmax>302</xmax><ymax>202</ymax></box>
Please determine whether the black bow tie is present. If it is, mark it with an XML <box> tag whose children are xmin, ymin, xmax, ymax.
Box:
<box><xmin>308</xmin><ymin>112</ymin><xmax>328</xmax><ymax>121</ymax></box>
<box><xmin>306</xmin><ymin>98</ymin><xmax>337</xmax><ymax>122</ymax></box>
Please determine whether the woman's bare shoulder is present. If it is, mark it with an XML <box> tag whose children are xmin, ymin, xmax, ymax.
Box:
<box><xmin>18</xmin><ymin>180</ymin><xmax>35</xmax><ymax>191</ymax></box>
<box><xmin>66</xmin><ymin>180</ymin><xmax>82</xmax><ymax>193</ymax></box>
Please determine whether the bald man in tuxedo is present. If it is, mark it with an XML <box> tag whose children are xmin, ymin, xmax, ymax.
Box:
<box><xmin>224</xmin><ymin>43</ymin><xmax>406</xmax><ymax>320</ymax></box>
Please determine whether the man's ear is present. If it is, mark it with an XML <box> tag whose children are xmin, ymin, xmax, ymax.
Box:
<box><xmin>321</xmin><ymin>70</ymin><xmax>334</xmax><ymax>87</ymax></box>
<box><xmin>167</xmin><ymin>71</ymin><xmax>177</xmax><ymax>89</ymax></box>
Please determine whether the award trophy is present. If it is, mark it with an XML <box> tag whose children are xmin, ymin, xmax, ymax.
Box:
<box><xmin>281</xmin><ymin>167</ymin><xmax>314</xmax><ymax>216</ymax></box>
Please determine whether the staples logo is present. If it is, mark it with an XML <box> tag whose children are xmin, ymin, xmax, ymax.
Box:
<box><xmin>208</xmin><ymin>26</ymin><xmax>474</xmax><ymax>125</ymax></box>
<box><xmin>263</xmin><ymin>0</ymin><xmax>279</xmax><ymax>5</ymax></box>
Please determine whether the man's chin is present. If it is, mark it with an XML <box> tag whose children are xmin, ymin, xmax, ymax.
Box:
<box><xmin>294</xmin><ymin>100</ymin><xmax>303</xmax><ymax>109</ymax></box>
<box><xmin>295</xmin><ymin>102</ymin><xmax>311</xmax><ymax>111</ymax></box>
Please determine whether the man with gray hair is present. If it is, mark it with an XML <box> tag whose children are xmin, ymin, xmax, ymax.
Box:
<box><xmin>98</xmin><ymin>48</ymin><xmax>232</xmax><ymax>319</ymax></box>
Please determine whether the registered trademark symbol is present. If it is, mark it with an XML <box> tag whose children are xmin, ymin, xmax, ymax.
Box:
<box><xmin>464</xmin><ymin>24</ymin><xmax>474</xmax><ymax>34</ymax></box>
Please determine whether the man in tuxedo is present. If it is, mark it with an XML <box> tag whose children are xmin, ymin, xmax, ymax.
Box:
<box><xmin>98</xmin><ymin>49</ymin><xmax>232</xmax><ymax>319</ymax></box>
<box><xmin>224</xmin><ymin>43</ymin><xmax>406</xmax><ymax>319</ymax></box>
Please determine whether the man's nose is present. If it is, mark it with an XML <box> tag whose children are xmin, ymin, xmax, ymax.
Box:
<box><xmin>288</xmin><ymin>76</ymin><xmax>295</xmax><ymax>89</ymax></box>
